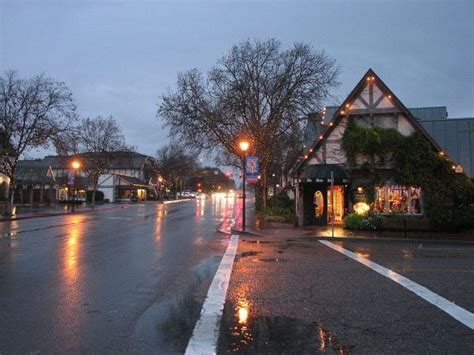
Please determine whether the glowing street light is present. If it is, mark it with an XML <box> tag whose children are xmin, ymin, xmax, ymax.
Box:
<box><xmin>239</xmin><ymin>139</ymin><xmax>250</xmax><ymax>231</ymax></box>
<box><xmin>71</xmin><ymin>160</ymin><xmax>81</xmax><ymax>170</ymax></box>
<box><xmin>71</xmin><ymin>160</ymin><xmax>81</xmax><ymax>212</ymax></box>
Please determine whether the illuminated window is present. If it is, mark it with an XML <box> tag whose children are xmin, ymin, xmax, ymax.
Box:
<box><xmin>375</xmin><ymin>185</ymin><xmax>421</xmax><ymax>214</ymax></box>
<box><xmin>314</xmin><ymin>191</ymin><xmax>324</xmax><ymax>218</ymax></box>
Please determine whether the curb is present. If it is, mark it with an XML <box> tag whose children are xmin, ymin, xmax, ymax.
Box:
<box><xmin>0</xmin><ymin>205</ymin><xmax>131</xmax><ymax>223</ymax></box>
<box><xmin>307</xmin><ymin>235</ymin><xmax>474</xmax><ymax>245</ymax></box>
<box><xmin>0</xmin><ymin>199</ymin><xmax>194</xmax><ymax>223</ymax></box>
<box><xmin>230</xmin><ymin>228</ymin><xmax>266</xmax><ymax>237</ymax></box>
<box><xmin>229</xmin><ymin>228</ymin><xmax>474</xmax><ymax>245</ymax></box>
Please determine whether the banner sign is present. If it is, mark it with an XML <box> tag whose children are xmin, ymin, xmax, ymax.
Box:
<box><xmin>245</xmin><ymin>156</ymin><xmax>259</xmax><ymax>182</ymax></box>
<box><xmin>67</xmin><ymin>171</ymin><xmax>75</xmax><ymax>186</ymax></box>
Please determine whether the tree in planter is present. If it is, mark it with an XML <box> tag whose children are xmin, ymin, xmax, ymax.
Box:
<box><xmin>0</xmin><ymin>71</ymin><xmax>76</xmax><ymax>215</ymax></box>
<box><xmin>155</xmin><ymin>142</ymin><xmax>199</xmax><ymax>196</ymax></box>
<box><xmin>65</xmin><ymin>116</ymin><xmax>130</xmax><ymax>205</ymax></box>
<box><xmin>158</xmin><ymin>39</ymin><xmax>339</xmax><ymax>209</ymax></box>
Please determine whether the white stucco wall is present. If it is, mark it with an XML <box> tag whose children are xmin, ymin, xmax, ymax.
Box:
<box><xmin>398</xmin><ymin>115</ymin><xmax>415</xmax><ymax>136</ymax></box>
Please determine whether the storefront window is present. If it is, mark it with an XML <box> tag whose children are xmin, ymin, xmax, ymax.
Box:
<box><xmin>375</xmin><ymin>185</ymin><xmax>422</xmax><ymax>214</ymax></box>
<box><xmin>313</xmin><ymin>191</ymin><xmax>324</xmax><ymax>218</ymax></box>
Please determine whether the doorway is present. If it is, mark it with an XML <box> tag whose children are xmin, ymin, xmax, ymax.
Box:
<box><xmin>327</xmin><ymin>185</ymin><xmax>344</xmax><ymax>224</ymax></box>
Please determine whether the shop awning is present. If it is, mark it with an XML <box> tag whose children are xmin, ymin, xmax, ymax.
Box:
<box><xmin>298</xmin><ymin>164</ymin><xmax>350</xmax><ymax>184</ymax></box>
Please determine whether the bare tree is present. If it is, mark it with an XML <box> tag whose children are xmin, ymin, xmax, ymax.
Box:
<box><xmin>158</xmin><ymin>39</ymin><xmax>338</xmax><ymax>208</ymax></box>
<box><xmin>0</xmin><ymin>70</ymin><xmax>76</xmax><ymax>215</ymax></box>
<box><xmin>156</xmin><ymin>142</ymin><xmax>199</xmax><ymax>195</ymax></box>
<box><xmin>70</xmin><ymin>116</ymin><xmax>129</xmax><ymax>205</ymax></box>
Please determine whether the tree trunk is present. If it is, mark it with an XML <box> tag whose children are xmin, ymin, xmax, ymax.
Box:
<box><xmin>92</xmin><ymin>185</ymin><xmax>97</xmax><ymax>206</ymax></box>
<box><xmin>4</xmin><ymin>178</ymin><xmax>15</xmax><ymax>216</ymax></box>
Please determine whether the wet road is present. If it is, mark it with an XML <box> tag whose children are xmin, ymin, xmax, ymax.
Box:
<box><xmin>0</xmin><ymin>198</ymin><xmax>236</xmax><ymax>353</ymax></box>
<box><xmin>219</xmin><ymin>236</ymin><xmax>474</xmax><ymax>354</ymax></box>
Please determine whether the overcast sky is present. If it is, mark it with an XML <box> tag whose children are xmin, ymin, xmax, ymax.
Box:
<box><xmin>1</xmin><ymin>0</ymin><xmax>473</xmax><ymax>160</ymax></box>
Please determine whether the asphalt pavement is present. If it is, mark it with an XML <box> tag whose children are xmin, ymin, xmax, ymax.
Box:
<box><xmin>0</xmin><ymin>197</ymin><xmax>235</xmax><ymax>353</ymax></box>
<box><xmin>1</xmin><ymin>197</ymin><xmax>473</xmax><ymax>354</ymax></box>
<box><xmin>218</xmin><ymin>234</ymin><xmax>474</xmax><ymax>354</ymax></box>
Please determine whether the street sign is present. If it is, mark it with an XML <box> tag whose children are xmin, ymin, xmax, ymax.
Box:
<box><xmin>67</xmin><ymin>171</ymin><xmax>75</xmax><ymax>186</ymax></box>
<box><xmin>245</xmin><ymin>156</ymin><xmax>259</xmax><ymax>182</ymax></box>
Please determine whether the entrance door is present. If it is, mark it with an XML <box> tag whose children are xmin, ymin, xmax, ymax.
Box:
<box><xmin>327</xmin><ymin>185</ymin><xmax>344</xmax><ymax>223</ymax></box>
<box><xmin>303</xmin><ymin>184</ymin><xmax>327</xmax><ymax>225</ymax></box>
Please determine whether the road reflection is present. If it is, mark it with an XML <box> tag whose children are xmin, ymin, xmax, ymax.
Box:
<box><xmin>155</xmin><ymin>206</ymin><xmax>165</xmax><ymax>241</ymax></box>
<box><xmin>62</xmin><ymin>215</ymin><xmax>87</xmax><ymax>284</ymax></box>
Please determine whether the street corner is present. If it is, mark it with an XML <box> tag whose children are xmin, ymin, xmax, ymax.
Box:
<box><xmin>215</xmin><ymin>233</ymin><xmax>474</xmax><ymax>353</ymax></box>
<box><xmin>216</xmin><ymin>235</ymin><xmax>355</xmax><ymax>353</ymax></box>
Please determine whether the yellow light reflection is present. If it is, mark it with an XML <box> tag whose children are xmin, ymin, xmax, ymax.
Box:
<box><xmin>238</xmin><ymin>306</ymin><xmax>249</xmax><ymax>324</ymax></box>
<box><xmin>63</xmin><ymin>214</ymin><xmax>87</xmax><ymax>282</ymax></box>
<box><xmin>155</xmin><ymin>207</ymin><xmax>164</xmax><ymax>241</ymax></box>
<box><xmin>67</xmin><ymin>229</ymin><xmax>79</xmax><ymax>269</ymax></box>
<box><xmin>318</xmin><ymin>327</ymin><xmax>334</xmax><ymax>351</ymax></box>
<box><xmin>356</xmin><ymin>251</ymin><xmax>370</xmax><ymax>259</ymax></box>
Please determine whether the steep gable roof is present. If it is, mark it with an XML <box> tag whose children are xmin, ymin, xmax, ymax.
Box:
<box><xmin>292</xmin><ymin>69</ymin><xmax>452</xmax><ymax>175</ymax></box>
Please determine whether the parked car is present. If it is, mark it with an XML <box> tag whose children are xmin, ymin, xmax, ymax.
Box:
<box><xmin>179</xmin><ymin>191</ymin><xmax>197</xmax><ymax>198</ymax></box>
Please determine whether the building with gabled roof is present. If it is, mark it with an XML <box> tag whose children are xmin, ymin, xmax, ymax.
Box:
<box><xmin>292</xmin><ymin>69</ymin><xmax>473</xmax><ymax>226</ymax></box>
<box><xmin>15</xmin><ymin>151</ymin><xmax>161</xmax><ymax>204</ymax></box>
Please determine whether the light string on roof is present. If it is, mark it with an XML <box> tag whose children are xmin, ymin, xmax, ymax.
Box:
<box><xmin>295</xmin><ymin>75</ymin><xmax>462</xmax><ymax>173</ymax></box>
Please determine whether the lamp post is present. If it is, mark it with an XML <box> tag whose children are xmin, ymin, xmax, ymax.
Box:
<box><xmin>71</xmin><ymin>160</ymin><xmax>81</xmax><ymax>212</ymax></box>
<box><xmin>158</xmin><ymin>176</ymin><xmax>164</xmax><ymax>203</ymax></box>
<box><xmin>239</xmin><ymin>140</ymin><xmax>250</xmax><ymax>231</ymax></box>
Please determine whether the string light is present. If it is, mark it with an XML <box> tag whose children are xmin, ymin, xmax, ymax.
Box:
<box><xmin>329</xmin><ymin>122</ymin><xmax>333</xmax><ymax>126</ymax></box>
<box><xmin>341</xmin><ymin>110</ymin><xmax>345</xmax><ymax>115</ymax></box>
<box><xmin>345</xmin><ymin>103</ymin><xmax>350</xmax><ymax>108</ymax></box>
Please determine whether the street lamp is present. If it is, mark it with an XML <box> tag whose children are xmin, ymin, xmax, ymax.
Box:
<box><xmin>239</xmin><ymin>139</ymin><xmax>249</xmax><ymax>231</ymax></box>
<box><xmin>158</xmin><ymin>176</ymin><xmax>164</xmax><ymax>202</ymax></box>
<box><xmin>71</xmin><ymin>160</ymin><xmax>81</xmax><ymax>212</ymax></box>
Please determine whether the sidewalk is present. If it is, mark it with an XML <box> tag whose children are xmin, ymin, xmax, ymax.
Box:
<box><xmin>239</xmin><ymin>205</ymin><xmax>474</xmax><ymax>243</ymax></box>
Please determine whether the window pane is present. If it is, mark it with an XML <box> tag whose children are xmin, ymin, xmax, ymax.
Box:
<box><xmin>375</xmin><ymin>186</ymin><xmax>386</xmax><ymax>213</ymax></box>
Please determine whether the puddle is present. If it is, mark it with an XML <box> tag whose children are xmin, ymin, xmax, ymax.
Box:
<box><xmin>252</xmin><ymin>258</ymin><xmax>287</xmax><ymax>263</ymax></box>
<box><xmin>243</xmin><ymin>240</ymin><xmax>273</xmax><ymax>244</ymax></box>
<box><xmin>240</xmin><ymin>251</ymin><xmax>262</xmax><ymax>258</ymax></box>
<box><xmin>218</xmin><ymin>300</ymin><xmax>351</xmax><ymax>353</ymax></box>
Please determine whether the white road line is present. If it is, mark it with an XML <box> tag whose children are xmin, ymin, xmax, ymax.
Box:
<box><xmin>164</xmin><ymin>199</ymin><xmax>192</xmax><ymax>204</ymax></box>
<box><xmin>186</xmin><ymin>234</ymin><xmax>239</xmax><ymax>355</ymax></box>
<box><xmin>319</xmin><ymin>240</ymin><xmax>474</xmax><ymax>330</ymax></box>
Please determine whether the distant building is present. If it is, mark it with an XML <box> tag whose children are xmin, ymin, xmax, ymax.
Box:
<box><xmin>188</xmin><ymin>167</ymin><xmax>235</xmax><ymax>192</ymax></box>
<box><xmin>292</xmin><ymin>69</ymin><xmax>473</xmax><ymax>226</ymax></box>
<box><xmin>15</xmin><ymin>151</ymin><xmax>161</xmax><ymax>204</ymax></box>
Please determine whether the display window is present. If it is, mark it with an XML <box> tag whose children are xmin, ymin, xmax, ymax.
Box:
<box><xmin>375</xmin><ymin>185</ymin><xmax>422</xmax><ymax>214</ymax></box>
